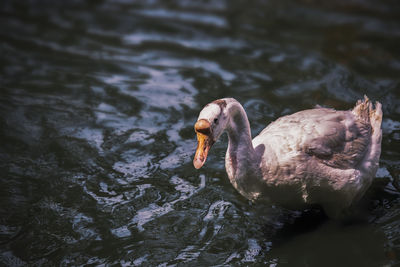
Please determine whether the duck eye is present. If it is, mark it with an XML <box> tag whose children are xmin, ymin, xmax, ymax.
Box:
<box><xmin>214</xmin><ymin>118</ymin><xmax>218</xmax><ymax>123</ymax></box>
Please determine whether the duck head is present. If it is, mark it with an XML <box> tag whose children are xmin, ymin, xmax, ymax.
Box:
<box><xmin>193</xmin><ymin>99</ymin><xmax>229</xmax><ymax>169</ymax></box>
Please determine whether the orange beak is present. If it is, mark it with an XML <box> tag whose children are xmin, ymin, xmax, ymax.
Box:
<box><xmin>193</xmin><ymin>119</ymin><xmax>214</xmax><ymax>169</ymax></box>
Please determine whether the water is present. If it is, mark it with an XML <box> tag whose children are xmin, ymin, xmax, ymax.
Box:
<box><xmin>1</xmin><ymin>0</ymin><xmax>400</xmax><ymax>266</ymax></box>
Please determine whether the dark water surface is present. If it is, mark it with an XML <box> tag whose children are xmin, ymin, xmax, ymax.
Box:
<box><xmin>1</xmin><ymin>0</ymin><xmax>400</xmax><ymax>266</ymax></box>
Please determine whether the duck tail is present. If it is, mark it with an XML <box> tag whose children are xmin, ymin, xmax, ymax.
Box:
<box><xmin>353</xmin><ymin>95</ymin><xmax>383</xmax><ymax>179</ymax></box>
<box><xmin>352</xmin><ymin>95</ymin><xmax>383</xmax><ymax>133</ymax></box>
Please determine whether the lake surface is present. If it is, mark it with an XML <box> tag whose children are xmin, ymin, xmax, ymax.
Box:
<box><xmin>1</xmin><ymin>0</ymin><xmax>400</xmax><ymax>266</ymax></box>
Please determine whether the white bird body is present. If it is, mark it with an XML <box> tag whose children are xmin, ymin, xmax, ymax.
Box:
<box><xmin>193</xmin><ymin>97</ymin><xmax>382</xmax><ymax>218</ymax></box>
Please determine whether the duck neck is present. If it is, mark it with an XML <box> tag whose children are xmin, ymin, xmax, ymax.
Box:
<box><xmin>226</xmin><ymin>102</ymin><xmax>253</xmax><ymax>159</ymax></box>
<box><xmin>225</xmin><ymin>101</ymin><xmax>263</xmax><ymax>200</ymax></box>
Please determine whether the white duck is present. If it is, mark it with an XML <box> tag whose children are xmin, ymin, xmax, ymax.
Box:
<box><xmin>193</xmin><ymin>97</ymin><xmax>382</xmax><ymax>218</ymax></box>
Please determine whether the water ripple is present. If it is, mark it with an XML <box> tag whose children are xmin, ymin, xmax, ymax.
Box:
<box><xmin>133</xmin><ymin>8</ymin><xmax>228</xmax><ymax>28</ymax></box>
<box><xmin>130</xmin><ymin>175</ymin><xmax>205</xmax><ymax>232</ymax></box>
<box><xmin>123</xmin><ymin>32</ymin><xmax>245</xmax><ymax>51</ymax></box>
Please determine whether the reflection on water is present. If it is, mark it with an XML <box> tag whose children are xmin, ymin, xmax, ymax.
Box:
<box><xmin>1</xmin><ymin>0</ymin><xmax>400</xmax><ymax>265</ymax></box>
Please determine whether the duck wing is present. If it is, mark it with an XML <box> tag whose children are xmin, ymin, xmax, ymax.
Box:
<box><xmin>258</xmin><ymin>97</ymin><xmax>381</xmax><ymax>171</ymax></box>
<box><xmin>301</xmin><ymin>109</ymin><xmax>371</xmax><ymax>169</ymax></box>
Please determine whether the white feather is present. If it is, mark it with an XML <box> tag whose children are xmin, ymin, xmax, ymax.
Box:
<box><xmin>195</xmin><ymin>97</ymin><xmax>383</xmax><ymax>218</ymax></box>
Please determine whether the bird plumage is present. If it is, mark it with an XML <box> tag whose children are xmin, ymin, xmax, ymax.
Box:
<box><xmin>193</xmin><ymin>96</ymin><xmax>382</xmax><ymax>218</ymax></box>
